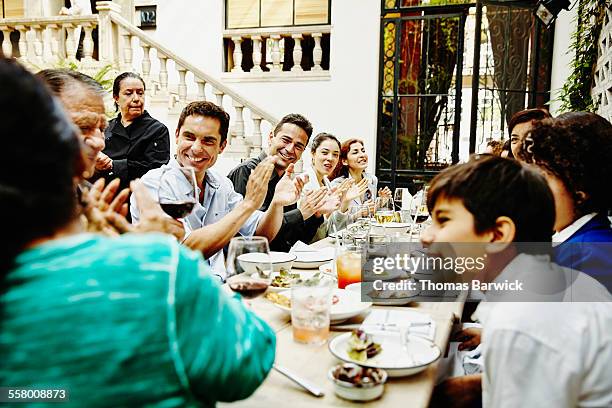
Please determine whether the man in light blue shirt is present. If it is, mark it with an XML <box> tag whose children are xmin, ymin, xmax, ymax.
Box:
<box><xmin>131</xmin><ymin>101</ymin><xmax>302</xmax><ymax>279</ymax></box>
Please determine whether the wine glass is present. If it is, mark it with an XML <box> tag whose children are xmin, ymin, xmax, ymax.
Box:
<box><xmin>394</xmin><ymin>188</ymin><xmax>413</xmax><ymax>223</ymax></box>
<box><xmin>226</xmin><ymin>236</ymin><xmax>273</xmax><ymax>302</ymax></box>
<box><xmin>375</xmin><ymin>196</ymin><xmax>395</xmax><ymax>224</ymax></box>
<box><xmin>409</xmin><ymin>185</ymin><xmax>430</xmax><ymax>239</ymax></box>
<box><xmin>158</xmin><ymin>166</ymin><xmax>198</xmax><ymax>219</ymax></box>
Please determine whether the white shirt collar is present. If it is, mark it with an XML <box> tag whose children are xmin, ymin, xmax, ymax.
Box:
<box><xmin>552</xmin><ymin>212</ymin><xmax>597</xmax><ymax>245</ymax></box>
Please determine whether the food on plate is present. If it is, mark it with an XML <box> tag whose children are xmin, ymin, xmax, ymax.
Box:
<box><xmin>331</xmin><ymin>363</ymin><xmax>386</xmax><ymax>386</ymax></box>
<box><xmin>271</xmin><ymin>268</ymin><xmax>301</xmax><ymax>288</ymax></box>
<box><xmin>347</xmin><ymin>330</ymin><xmax>382</xmax><ymax>362</ymax></box>
<box><xmin>265</xmin><ymin>292</ymin><xmax>291</xmax><ymax>308</ymax></box>
<box><xmin>332</xmin><ymin>295</ymin><xmax>340</xmax><ymax>305</ymax></box>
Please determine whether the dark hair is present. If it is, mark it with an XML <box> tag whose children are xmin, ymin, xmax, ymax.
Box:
<box><xmin>273</xmin><ymin>113</ymin><xmax>313</xmax><ymax>140</ymax></box>
<box><xmin>519</xmin><ymin>112</ymin><xmax>612</xmax><ymax>217</ymax></box>
<box><xmin>112</xmin><ymin>72</ymin><xmax>145</xmax><ymax>111</ymax></box>
<box><xmin>508</xmin><ymin>108</ymin><xmax>551</xmax><ymax>135</ymax></box>
<box><xmin>310</xmin><ymin>132</ymin><xmax>340</xmax><ymax>154</ymax></box>
<box><xmin>36</xmin><ymin>68</ymin><xmax>104</xmax><ymax>98</ymax></box>
<box><xmin>427</xmin><ymin>155</ymin><xmax>555</xmax><ymax>243</ymax></box>
<box><xmin>331</xmin><ymin>138</ymin><xmax>365</xmax><ymax>180</ymax></box>
<box><xmin>0</xmin><ymin>58</ymin><xmax>81</xmax><ymax>274</ymax></box>
<box><xmin>501</xmin><ymin>139</ymin><xmax>514</xmax><ymax>158</ymax></box>
<box><xmin>486</xmin><ymin>140</ymin><xmax>503</xmax><ymax>156</ymax></box>
<box><xmin>177</xmin><ymin>101</ymin><xmax>230</xmax><ymax>144</ymax></box>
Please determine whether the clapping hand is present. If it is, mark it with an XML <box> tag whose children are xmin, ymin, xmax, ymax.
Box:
<box><xmin>314</xmin><ymin>190</ymin><xmax>341</xmax><ymax>217</ymax></box>
<box><xmin>272</xmin><ymin>163</ymin><xmax>305</xmax><ymax>206</ymax></box>
<box><xmin>243</xmin><ymin>157</ymin><xmax>276</xmax><ymax>210</ymax></box>
<box><xmin>95</xmin><ymin>152</ymin><xmax>113</xmax><ymax>172</ymax></box>
<box><xmin>378</xmin><ymin>186</ymin><xmax>392</xmax><ymax>199</ymax></box>
<box><xmin>80</xmin><ymin>178</ymin><xmax>131</xmax><ymax>236</ymax></box>
<box><xmin>299</xmin><ymin>187</ymin><xmax>328</xmax><ymax>219</ymax></box>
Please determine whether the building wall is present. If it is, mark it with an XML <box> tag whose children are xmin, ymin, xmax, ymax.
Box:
<box><xmin>143</xmin><ymin>0</ymin><xmax>381</xmax><ymax>173</ymax></box>
<box><xmin>549</xmin><ymin>5</ymin><xmax>577</xmax><ymax>116</ymax></box>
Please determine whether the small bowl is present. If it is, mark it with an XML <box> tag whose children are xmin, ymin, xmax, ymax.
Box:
<box><xmin>328</xmin><ymin>363</ymin><xmax>387</xmax><ymax>402</ymax></box>
<box><xmin>238</xmin><ymin>251</ymin><xmax>296</xmax><ymax>274</ymax></box>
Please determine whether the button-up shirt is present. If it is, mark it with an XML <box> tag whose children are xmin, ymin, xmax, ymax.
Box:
<box><xmin>474</xmin><ymin>254</ymin><xmax>612</xmax><ymax>407</ymax></box>
<box><xmin>130</xmin><ymin>158</ymin><xmax>264</xmax><ymax>279</ymax></box>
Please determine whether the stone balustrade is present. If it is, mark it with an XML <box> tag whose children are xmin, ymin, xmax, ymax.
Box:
<box><xmin>0</xmin><ymin>2</ymin><xmax>278</xmax><ymax>158</ymax></box>
<box><xmin>104</xmin><ymin>3</ymin><xmax>277</xmax><ymax>156</ymax></box>
<box><xmin>0</xmin><ymin>15</ymin><xmax>99</xmax><ymax>66</ymax></box>
<box><xmin>222</xmin><ymin>25</ymin><xmax>331</xmax><ymax>82</ymax></box>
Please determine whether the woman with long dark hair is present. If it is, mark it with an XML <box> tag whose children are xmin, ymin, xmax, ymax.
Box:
<box><xmin>330</xmin><ymin>138</ymin><xmax>390</xmax><ymax>209</ymax></box>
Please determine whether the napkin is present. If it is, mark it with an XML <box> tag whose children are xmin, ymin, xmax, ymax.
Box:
<box><xmin>360</xmin><ymin>309</ymin><xmax>436</xmax><ymax>341</ymax></box>
<box><xmin>289</xmin><ymin>241</ymin><xmax>335</xmax><ymax>261</ymax></box>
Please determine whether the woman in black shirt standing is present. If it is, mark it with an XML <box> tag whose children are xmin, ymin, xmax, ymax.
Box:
<box><xmin>97</xmin><ymin>72</ymin><xmax>170</xmax><ymax>189</ymax></box>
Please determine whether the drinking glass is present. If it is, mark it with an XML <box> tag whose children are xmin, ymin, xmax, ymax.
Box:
<box><xmin>394</xmin><ymin>188</ymin><xmax>413</xmax><ymax>223</ymax></box>
<box><xmin>345</xmin><ymin>204</ymin><xmax>372</xmax><ymax>243</ymax></box>
<box><xmin>158</xmin><ymin>166</ymin><xmax>198</xmax><ymax>219</ymax></box>
<box><xmin>375</xmin><ymin>196</ymin><xmax>395</xmax><ymax>224</ymax></box>
<box><xmin>226</xmin><ymin>237</ymin><xmax>273</xmax><ymax>301</ymax></box>
<box><xmin>335</xmin><ymin>241</ymin><xmax>362</xmax><ymax>289</ymax></box>
<box><xmin>291</xmin><ymin>277</ymin><xmax>333</xmax><ymax>345</ymax></box>
<box><xmin>409</xmin><ymin>185</ymin><xmax>430</xmax><ymax>240</ymax></box>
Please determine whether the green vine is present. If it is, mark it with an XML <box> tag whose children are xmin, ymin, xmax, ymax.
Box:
<box><xmin>557</xmin><ymin>0</ymin><xmax>609</xmax><ymax>112</ymax></box>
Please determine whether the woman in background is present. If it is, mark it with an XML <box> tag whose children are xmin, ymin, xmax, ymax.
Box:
<box><xmin>98</xmin><ymin>72</ymin><xmax>170</xmax><ymax>189</ymax></box>
<box><xmin>508</xmin><ymin>107</ymin><xmax>551</xmax><ymax>158</ymax></box>
<box><xmin>331</xmin><ymin>138</ymin><xmax>390</xmax><ymax>209</ymax></box>
<box><xmin>0</xmin><ymin>58</ymin><xmax>274</xmax><ymax>406</ymax></box>
<box><xmin>304</xmin><ymin>133</ymin><xmax>369</xmax><ymax>241</ymax></box>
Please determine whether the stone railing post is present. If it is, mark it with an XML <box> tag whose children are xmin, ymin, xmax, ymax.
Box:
<box><xmin>312</xmin><ymin>33</ymin><xmax>323</xmax><ymax>71</ymax></box>
<box><xmin>0</xmin><ymin>26</ymin><xmax>13</xmax><ymax>58</ymax></box>
<box><xmin>96</xmin><ymin>1</ymin><xmax>121</xmax><ymax>66</ymax></box>
<box><xmin>291</xmin><ymin>34</ymin><xmax>303</xmax><ymax>72</ymax></box>
<box><xmin>15</xmin><ymin>25</ymin><xmax>29</xmax><ymax>63</ymax></box>
<box><xmin>231</xmin><ymin>36</ymin><xmax>243</xmax><ymax>72</ymax></box>
<box><xmin>270</xmin><ymin>35</ymin><xmax>281</xmax><ymax>72</ymax></box>
<box><xmin>251</xmin><ymin>35</ymin><xmax>263</xmax><ymax>72</ymax></box>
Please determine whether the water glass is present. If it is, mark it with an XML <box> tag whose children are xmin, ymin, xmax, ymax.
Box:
<box><xmin>291</xmin><ymin>278</ymin><xmax>333</xmax><ymax>345</ymax></box>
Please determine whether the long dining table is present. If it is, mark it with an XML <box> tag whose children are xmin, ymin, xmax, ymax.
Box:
<box><xmin>220</xmin><ymin>237</ymin><xmax>466</xmax><ymax>407</ymax></box>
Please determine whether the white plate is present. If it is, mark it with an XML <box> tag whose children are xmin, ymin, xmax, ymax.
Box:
<box><xmin>372</xmin><ymin>222</ymin><xmax>413</xmax><ymax>228</ymax></box>
<box><xmin>328</xmin><ymin>332</ymin><xmax>441</xmax><ymax>377</ymax></box>
<box><xmin>318</xmin><ymin>262</ymin><xmax>334</xmax><ymax>275</ymax></box>
<box><xmin>269</xmin><ymin>288</ymin><xmax>372</xmax><ymax>324</ymax></box>
<box><xmin>267</xmin><ymin>270</ymin><xmax>318</xmax><ymax>293</ymax></box>
<box><xmin>345</xmin><ymin>282</ymin><xmax>418</xmax><ymax>305</ymax></box>
<box><xmin>292</xmin><ymin>249</ymin><xmax>334</xmax><ymax>269</ymax></box>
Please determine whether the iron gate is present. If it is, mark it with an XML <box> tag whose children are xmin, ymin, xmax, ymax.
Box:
<box><xmin>377</xmin><ymin>0</ymin><xmax>554</xmax><ymax>190</ymax></box>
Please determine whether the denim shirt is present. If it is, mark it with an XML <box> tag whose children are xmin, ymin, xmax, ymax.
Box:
<box><xmin>130</xmin><ymin>158</ymin><xmax>264</xmax><ymax>279</ymax></box>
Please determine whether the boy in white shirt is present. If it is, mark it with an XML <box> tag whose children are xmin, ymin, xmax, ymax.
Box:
<box><xmin>424</xmin><ymin>155</ymin><xmax>612</xmax><ymax>408</ymax></box>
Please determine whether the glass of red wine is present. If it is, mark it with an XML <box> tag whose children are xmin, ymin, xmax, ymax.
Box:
<box><xmin>226</xmin><ymin>236</ymin><xmax>273</xmax><ymax>303</ymax></box>
<box><xmin>158</xmin><ymin>166</ymin><xmax>198</xmax><ymax>219</ymax></box>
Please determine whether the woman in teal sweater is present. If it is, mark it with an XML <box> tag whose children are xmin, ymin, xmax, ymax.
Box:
<box><xmin>0</xmin><ymin>58</ymin><xmax>275</xmax><ymax>406</ymax></box>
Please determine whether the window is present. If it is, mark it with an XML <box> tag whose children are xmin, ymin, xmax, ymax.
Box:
<box><xmin>226</xmin><ymin>0</ymin><xmax>330</xmax><ymax>29</ymax></box>
<box><xmin>1</xmin><ymin>0</ymin><xmax>24</xmax><ymax>18</ymax></box>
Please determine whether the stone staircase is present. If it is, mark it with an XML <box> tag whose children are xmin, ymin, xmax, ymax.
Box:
<box><xmin>0</xmin><ymin>1</ymin><xmax>278</xmax><ymax>174</ymax></box>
